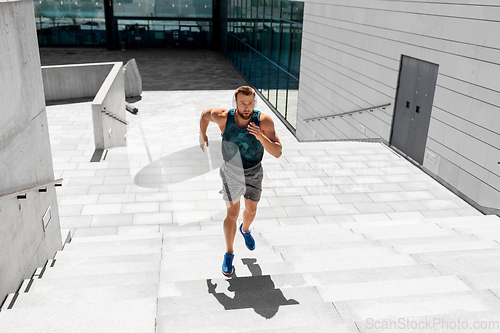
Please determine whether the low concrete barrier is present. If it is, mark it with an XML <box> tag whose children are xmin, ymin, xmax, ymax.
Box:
<box><xmin>42</xmin><ymin>63</ymin><xmax>114</xmax><ymax>102</ymax></box>
<box><xmin>92</xmin><ymin>63</ymin><xmax>127</xmax><ymax>149</ymax></box>
<box><xmin>42</xmin><ymin>62</ymin><xmax>127</xmax><ymax>150</ymax></box>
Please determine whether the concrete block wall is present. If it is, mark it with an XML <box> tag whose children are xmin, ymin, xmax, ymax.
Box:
<box><xmin>0</xmin><ymin>0</ymin><xmax>62</xmax><ymax>302</ymax></box>
<box><xmin>295</xmin><ymin>0</ymin><xmax>500</xmax><ymax>213</ymax></box>
<box><xmin>42</xmin><ymin>62</ymin><xmax>127</xmax><ymax>150</ymax></box>
<box><xmin>42</xmin><ymin>63</ymin><xmax>114</xmax><ymax>102</ymax></box>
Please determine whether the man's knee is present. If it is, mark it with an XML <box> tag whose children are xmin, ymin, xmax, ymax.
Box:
<box><xmin>225</xmin><ymin>204</ymin><xmax>240</xmax><ymax>223</ymax></box>
<box><xmin>244</xmin><ymin>201</ymin><xmax>258</xmax><ymax>215</ymax></box>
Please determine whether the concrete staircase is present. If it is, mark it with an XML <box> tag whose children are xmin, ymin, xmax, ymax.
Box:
<box><xmin>2</xmin><ymin>214</ymin><xmax>500</xmax><ymax>332</ymax></box>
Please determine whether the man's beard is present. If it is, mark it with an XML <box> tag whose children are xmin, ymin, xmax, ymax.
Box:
<box><xmin>237</xmin><ymin>109</ymin><xmax>253</xmax><ymax>120</ymax></box>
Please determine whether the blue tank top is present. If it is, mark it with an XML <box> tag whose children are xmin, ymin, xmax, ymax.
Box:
<box><xmin>221</xmin><ymin>109</ymin><xmax>264</xmax><ymax>169</ymax></box>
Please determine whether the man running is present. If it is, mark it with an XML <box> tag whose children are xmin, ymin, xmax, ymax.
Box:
<box><xmin>199</xmin><ymin>86</ymin><xmax>282</xmax><ymax>276</ymax></box>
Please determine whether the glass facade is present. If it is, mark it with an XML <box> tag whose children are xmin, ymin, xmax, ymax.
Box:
<box><xmin>34</xmin><ymin>0</ymin><xmax>212</xmax><ymax>47</ymax></box>
<box><xmin>220</xmin><ymin>0</ymin><xmax>303</xmax><ymax>130</ymax></box>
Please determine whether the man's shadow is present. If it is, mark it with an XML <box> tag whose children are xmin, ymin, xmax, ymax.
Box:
<box><xmin>206</xmin><ymin>258</ymin><xmax>299</xmax><ymax>319</ymax></box>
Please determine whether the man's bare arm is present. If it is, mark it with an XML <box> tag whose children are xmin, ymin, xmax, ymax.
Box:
<box><xmin>247</xmin><ymin>114</ymin><xmax>282</xmax><ymax>158</ymax></box>
<box><xmin>199</xmin><ymin>108</ymin><xmax>227</xmax><ymax>151</ymax></box>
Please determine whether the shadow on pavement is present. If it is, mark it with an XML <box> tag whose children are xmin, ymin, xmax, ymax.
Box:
<box><xmin>206</xmin><ymin>258</ymin><xmax>299</xmax><ymax>319</ymax></box>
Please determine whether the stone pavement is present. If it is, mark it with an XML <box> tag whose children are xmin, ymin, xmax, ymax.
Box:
<box><xmin>1</xmin><ymin>50</ymin><xmax>500</xmax><ymax>332</ymax></box>
<box><xmin>2</xmin><ymin>89</ymin><xmax>500</xmax><ymax>332</ymax></box>
<box><xmin>39</xmin><ymin>48</ymin><xmax>247</xmax><ymax>91</ymax></box>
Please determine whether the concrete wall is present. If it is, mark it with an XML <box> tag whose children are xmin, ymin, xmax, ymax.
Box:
<box><xmin>42</xmin><ymin>62</ymin><xmax>128</xmax><ymax>150</ymax></box>
<box><xmin>42</xmin><ymin>63</ymin><xmax>114</xmax><ymax>102</ymax></box>
<box><xmin>296</xmin><ymin>0</ymin><xmax>500</xmax><ymax>213</ymax></box>
<box><xmin>92</xmin><ymin>63</ymin><xmax>128</xmax><ymax>149</ymax></box>
<box><xmin>0</xmin><ymin>0</ymin><xmax>62</xmax><ymax>303</ymax></box>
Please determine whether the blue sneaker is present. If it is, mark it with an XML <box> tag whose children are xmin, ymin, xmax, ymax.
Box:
<box><xmin>222</xmin><ymin>252</ymin><xmax>234</xmax><ymax>276</ymax></box>
<box><xmin>239</xmin><ymin>224</ymin><xmax>255</xmax><ymax>251</ymax></box>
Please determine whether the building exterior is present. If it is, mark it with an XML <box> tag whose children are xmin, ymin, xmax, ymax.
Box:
<box><xmin>295</xmin><ymin>0</ymin><xmax>500</xmax><ymax>215</ymax></box>
<box><xmin>31</xmin><ymin>0</ymin><xmax>500</xmax><ymax>213</ymax></box>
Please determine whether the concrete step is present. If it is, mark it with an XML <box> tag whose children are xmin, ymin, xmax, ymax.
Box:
<box><xmin>302</xmin><ymin>264</ymin><xmax>442</xmax><ymax>286</ymax></box>
<box><xmin>28</xmin><ymin>271</ymin><xmax>158</xmax><ymax>293</ymax></box>
<box><xmin>262</xmin><ymin>227</ymin><xmax>357</xmax><ymax>240</ymax></box>
<box><xmin>427</xmin><ymin>214</ymin><xmax>500</xmax><ymax>227</ymax></box>
<box><xmin>413</xmin><ymin>249</ymin><xmax>500</xmax><ymax>275</ymax></box>
<box><xmin>158</xmin><ymin>286</ymin><xmax>325</xmax><ymax>315</ymax></box>
<box><xmin>10</xmin><ymin>283</ymin><xmax>158</xmax><ymax>310</ymax></box>
<box><xmin>40</xmin><ymin>260</ymin><xmax>160</xmax><ymax>279</ymax></box>
<box><xmin>156</xmin><ymin>302</ymin><xmax>343</xmax><ymax>333</ymax></box>
<box><xmin>159</xmin><ymin>272</ymin><xmax>309</xmax><ymax>298</ymax></box>
<box><xmin>393</xmin><ymin>239</ymin><xmax>500</xmax><ymax>254</ymax></box>
<box><xmin>280</xmin><ymin>246</ymin><xmax>398</xmax><ymax>262</ymax></box>
<box><xmin>0</xmin><ymin>298</ymin><xmax>156</xmax><ymax>333</ymax></box>
<box><xmin>54</xmin><ymin>244</ymin><xmax>161</xmax><ymax>259</ymax></box>
<box><xmin>257</xmin><ymin>218</ymin><xmax>423</xmax><ymax>233</ymax></box>
<box><xmin>354</xmin><ymin>224</ymin><xmax>458</xmax><ymax>240</ymax></box>
<box><xmin>159</xmin><ymin>264</ymin><xmax>442</xmax><ymax>298</ymax></box>
<box><xmin>473</xmin><ymin>232</ymin><xmax>500</xmax><ymax>242</ymax></box>
<box><xmin>54</xmin><ymin>252</ymin><xmax>161</xmax><ymax>267</ymax></box>
<box><xmin>377</xmin><ymin>234</ymin><xmax>479</xmax><ymax>247</ymax></box>
<box><xmin>62</xmin><ymin>236</ymin><xmax>163</xmax><ymax>251</ymax></box>
<box><xmin>336</xmin><ymin>289</ymin><xmax>500</xmax><ymax>322</ymax></box>
<box><xmin>263</xmin><ymin>233</ymin><xmax>366</xmax><ymax>246</ymax></box>
<box><xmin>290</xmin><ymin>254</ymin><xmax>417</xmax><ymax>273</ymax></box>
<box><xmin>246</xmin><ymin>324</ymin><xmax>360</xmax><ymax>333</ymax></box>
<box><xmin>457</xmin><ymin>226</ymin><xmax>500</xmax><ymax>235</ymax></box>
<box><xmin>162</xmin><ymin>236</ymin><xmax>272</xmax><ymax>252</ymax></box>
<box><xmin>338</xmin><ymin>218</ymin><xmax>424</xmax><ymax>229</ymax></box>
<box><xmin>160</xmin><ymin>261</ymin><xmax>294</xmax><ymax>283</ymax></box>
<box><xmin>161</xmin><ymin>244</ymin><xmax>277</xmax><ymax>260</ymax></box>
<box><xmin>70</xmin><ymin>232</ymin><xmax>162</xmax><ymax>243</ymax></box>
<box><xmin>317</xmin><ymin>275</ymin><xmax>470</xmax><ymax>302</ymax></box>
<box><xmin>273</xmin><ymin>240</ymin><xmax>382</xmax><ymax>253</ymax></box>
<box><xmin>355</xmin><ymin>309</ymin><xmax>500</xmax><ymax>333</ymax></box>
<box><xmin>459</xmin><ymin>271</ymin><xmax>500</xmax><ymax>290</ymax></box>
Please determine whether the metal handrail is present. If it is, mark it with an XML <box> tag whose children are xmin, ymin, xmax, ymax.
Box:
<box><xmin>102</xmin><ymin>108</ymin><xmax>129</xmax><ymax>125</ymax></box>
<box><xmin>0</xmin><ymin>178</ymin><xmax>63</xmax><ymax>201</ymax></box>
<box><xmin>304</xmin><ymin>103</ymin><xmax>391</xmax><ymax>122</ymax></box>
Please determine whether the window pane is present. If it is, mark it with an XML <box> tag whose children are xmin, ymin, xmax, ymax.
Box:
<box><xmin>277</xmin><ymin>71</ymin><xmax>288</xmax><ymax>119</ymax></box>
<box><xmin>280</xmin><ymin>22</ymin><xmax>291</xmax><ymax>71</ymax></box>
<box><xmin>287</xmin><ymin>76</ymin><xmax>299</xmax><ymax>128</ymax></box>
<box><xmin>289</xmin><ymin>24</ymin><xmax>302</xmax><ymax>78</ymax></box>
<box><xmin>271</xmin><ymin>19</ymin><xmax>281</xmax><ymax>64</ymax></box>
<box><xmin>262</xmin><ymin>60</ymin><xmax>270</xmax><ymax>100</ymax></box>
<box><xmin>268</xmin><ymin>63</ymin><xmax>278</xmax><ymax>108</ymax></box>
<box><xmin>281</xmin><ymin>1</ymin><xmax>292</xmax><ymax>20</ymax></box>
<box><xmin>292</xmin><ymin>2</ymin><xmax>304</xmax><ymax>23</ymax></box>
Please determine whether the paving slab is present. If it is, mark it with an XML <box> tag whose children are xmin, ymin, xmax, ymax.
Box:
<box><xmin>13</xmin><ymin>283</ymin><xmax>158</xmax><ymax>309</ymax></box>
<box><xmin>0</xmin><ymin>298</ymin><xmax>157</xmax><ymax>333</ymax></box>
<box><xmin>335</xmin><ymin>290</ymin><xmax>500</xmax><ymax>322</ymax></box>
<box><xmin>157</xmin><ymin>302</ymin><xmax>342</xmax><ymax>333</ymax></box>
<box><xmin>318</xmin><ymin>276</ymin><xmax>470</xmax><ymax>302</ymax></box>
<box><xmin>29</xmin><ymin>271</ymin><xmax>159</xmax><ymax>293</ymax></box>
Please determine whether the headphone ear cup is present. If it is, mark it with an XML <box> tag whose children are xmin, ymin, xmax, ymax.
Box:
<box><xmin>254</xmin><ymin>98</ymin><xmax>257</xmax><ymax>108</ymax></box>
<box><xmin>232</xmin><ymin>96</ymin><xmax>236</xmax><ymax>108</ymax></box>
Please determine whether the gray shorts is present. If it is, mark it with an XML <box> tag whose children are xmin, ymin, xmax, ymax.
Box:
<box><xmin>219</xmin><ymin>162</ymin><xmax>263</xmax><ymax>202</ymax></box>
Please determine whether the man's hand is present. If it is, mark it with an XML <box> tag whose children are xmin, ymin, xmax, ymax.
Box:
<box><xmin>247</xmin><ymin>122</ymin><xmax>263</xmax><ymax>141</ymax></box>
<box><xmin>199</xmin><ymin>132</ymin><xmax>209</xmax><ymax>151</ymax></box>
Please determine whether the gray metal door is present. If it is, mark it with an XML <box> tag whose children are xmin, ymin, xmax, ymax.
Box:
<box><xmin>391</xmin><ymin>56</ymin><xmax>439</xmax><ymax>165</ymax></box>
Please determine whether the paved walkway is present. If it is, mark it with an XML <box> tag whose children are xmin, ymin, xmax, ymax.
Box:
<box><xmin>1</xmin><ymin>49</ymin><xmax>500</xmax><ymax>332</ymax></box>
<box><xmin>39</xmin><ymin>48</ymin><xmax>247</xmax><ymax>91</ymax></box>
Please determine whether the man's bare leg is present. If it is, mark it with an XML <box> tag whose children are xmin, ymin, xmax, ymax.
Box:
<box><xmin>241</xmin><ymin>198</ymin><xmax>258</xmax><ymax>233</ymax></box>
<box><xmin>224</xmin><ymin>200</ymin><xmax>240</xmax><ymax>254</ymax></box>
